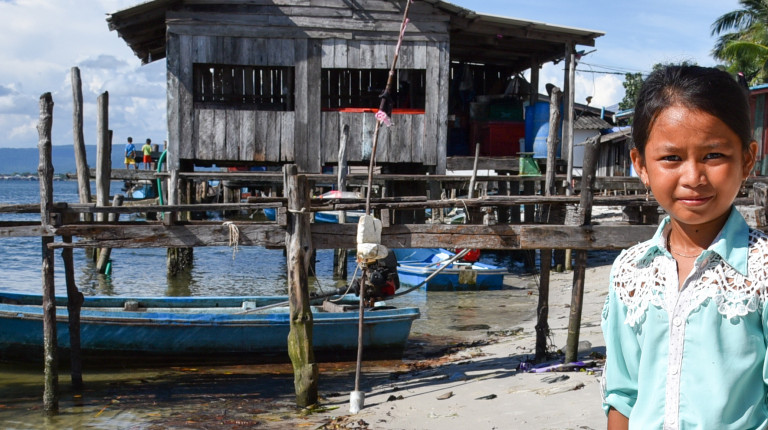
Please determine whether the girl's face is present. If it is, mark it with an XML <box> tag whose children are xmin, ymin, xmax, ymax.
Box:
<box><xmin>631</xmin><ymin>105</ymin><xmax>757</xmax><ymax>233</ymax></box>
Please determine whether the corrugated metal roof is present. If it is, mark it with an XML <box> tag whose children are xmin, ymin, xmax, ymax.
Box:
<box><xmin>574</xmin><ymin>116</ymin><xmax>612</xmax><ymax>130</ymax></box>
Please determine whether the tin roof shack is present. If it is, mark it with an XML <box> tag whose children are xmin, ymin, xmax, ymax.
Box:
<box><xmin>107</xmin><ymin>1</ymin><xmax>603</xmax><ymax>177</ymax></box>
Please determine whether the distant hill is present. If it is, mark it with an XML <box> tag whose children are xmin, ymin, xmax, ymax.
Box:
<box><xmin>0</xmin><ymin>145</ymin><xmax>128</xmax><ymax>175</ymax></box>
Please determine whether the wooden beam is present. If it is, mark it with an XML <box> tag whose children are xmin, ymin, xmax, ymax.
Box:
<box><xmin>50</xmin><ymin>223</ymin><xmax>658</xmax><ymax>250</ymax></box>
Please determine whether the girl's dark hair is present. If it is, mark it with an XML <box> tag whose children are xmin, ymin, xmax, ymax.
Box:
<box><xmin>632</xmin><ymin>65</ymin><xmax>752</xmax><ymax>155</ymax></box>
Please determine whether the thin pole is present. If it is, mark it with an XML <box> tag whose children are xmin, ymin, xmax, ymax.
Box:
<box><xmin>37</xmin><ymin>92</ymin><xmax>58</xmax><ymax>414</ymax></box>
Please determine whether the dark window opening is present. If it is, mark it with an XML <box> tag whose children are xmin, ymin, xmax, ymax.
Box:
<box><xmin>193</xmin><ymin>63</ymin><xmax>294</xmax><ymax>110</ymax></box>
<box><xmin>321</xmin><ymin>68</ymin><xmax>425</xmax><ymax>113</ymax></box>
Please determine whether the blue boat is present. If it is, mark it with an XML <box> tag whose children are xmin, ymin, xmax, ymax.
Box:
<box><xmin>263</xmin><ymin>190</ymin><xmax>364</xmax><ymax>223</ymax></box>
<box><xmin>0</xmin><ymin>292</ymin><xmax>419</xmax><ymax>365</ymax></box>
<box><xmin>393</xmin><ymin>248</ymin><xmax>509</xmax><ymax>291</ymax></box>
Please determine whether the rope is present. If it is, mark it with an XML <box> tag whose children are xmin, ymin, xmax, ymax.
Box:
<box><xmin>222</xmin><ymin>221</ymin><xmax>240</xmax><ymax>260</ymax></box>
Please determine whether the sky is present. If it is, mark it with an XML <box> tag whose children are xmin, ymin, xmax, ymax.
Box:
<box><xmin>0</xmin><ymin>0</ymin><xmax>742</xmax><ymax>149</ymax></box>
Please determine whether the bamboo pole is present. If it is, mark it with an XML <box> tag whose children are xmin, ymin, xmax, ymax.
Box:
<box><xmin>284</xmin><ymin>164</ymin><xmax>318</xmax><ymax>407</ymax></box>
<box><xmin>37</xmin><ymin>92</ymin><xmax>58</xmax><ymax>414</ymax></box>
<box><xmin>564</xmin><ymin>135</ymin><xmax>600</xmax><ymax>363</ymax></box>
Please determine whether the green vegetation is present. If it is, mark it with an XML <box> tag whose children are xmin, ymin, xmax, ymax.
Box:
<box><xmin>712</xmin><ymin>0</ymin><xmax>768</xmax><ymax>84</ymax></box>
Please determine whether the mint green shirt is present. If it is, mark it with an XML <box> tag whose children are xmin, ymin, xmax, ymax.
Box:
<box><xmin>601</xmin><ymin>207</ymin><xmax>768</xmax><ymax>429</ymax></box>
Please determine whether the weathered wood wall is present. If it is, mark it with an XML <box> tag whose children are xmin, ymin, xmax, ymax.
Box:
<box><xmin>165</xmin><ymin>0</ymin><xmax>450</xmax><ymax>173</ymax></box>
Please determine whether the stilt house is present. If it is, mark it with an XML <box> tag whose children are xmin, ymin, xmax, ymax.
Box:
<box><xmin>107</xmin><ymin>0</ymin><xmax>603</xmax><ymax>181</ymax></box>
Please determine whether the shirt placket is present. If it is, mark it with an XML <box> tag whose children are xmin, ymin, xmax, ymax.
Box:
<box><xmin>663</xmin><ymin>258</ymin><xmax>706</xmax><ymax>430</ymax></box>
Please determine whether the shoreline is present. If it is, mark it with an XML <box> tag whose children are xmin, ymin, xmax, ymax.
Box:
<box><xmin>313</xmin><ymin>264</ymin><xmax>611</xmax><ymax>429</ymax></box>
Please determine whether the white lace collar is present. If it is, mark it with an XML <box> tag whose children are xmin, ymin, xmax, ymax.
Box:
<box><xmin>611</xmin><ymin>209</ymin><xmax>768</xmax><ymax>326</ymax></box>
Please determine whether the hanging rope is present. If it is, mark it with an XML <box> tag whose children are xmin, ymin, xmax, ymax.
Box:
<box><xmin>222</xmin><ymin>221</ymin><xmax>240</xmax><ymax>260</ymax></box>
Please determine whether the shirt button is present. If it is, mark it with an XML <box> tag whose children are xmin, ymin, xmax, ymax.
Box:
<box><xmin>671</xmin><ymin>368</ymin><xmax>679</xmax><ymax>375</ymax></box>
<box><xmin>673</xmin><ymin>317</ymin><xmax>683</xmax><ymax>326</ymax></box>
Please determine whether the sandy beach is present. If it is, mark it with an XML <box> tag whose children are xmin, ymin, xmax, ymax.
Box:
<box><xmin>314</xmin><ymin>263</ymin><xmax>611</xmax><ymax>430</ymax></box>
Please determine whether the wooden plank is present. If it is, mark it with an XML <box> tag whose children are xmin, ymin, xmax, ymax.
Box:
<box><xmin>265</xmin><ymin>110</ymin><xmax>282</xmax><ymax>162</ymax></box>
<box><xmin>0</xmin><ymin>224</ymin><xmax>48</xmax><ymax>238</ymax></box>
<box><xmin>196</xmin><ymin>109</ymin><xmax>214</xmax><ymax>160</ymax></box>
<box><xmin>333</xmin><ymin>38</ymin><xmax>347</xmax><ymax>68</ymax></box>
<box><xmin>213</xmin><ymin>109</ymin><xmax>228</xmax><ymax>160</ymax></box>
<box><xmin>423</xmin><ymin>43</ymin><xmax>439</xmax><ymax>167</ymax></box>
<box><xmin>294</xmin><ymin>39</ymin><xmax>308</xmax><ymax>170</ymax></box>
<box><xmin>412</xmin><ymin>41</ymin><xmax>427</xmax><ymax>69</ymax></box>
<box><xmin>306</xmin><ymin>39</ymin><xmax>323</xmax><ymax>172</ymax></box>
<box><xmin>322</xmin><ymin>111</ymin><xmax>340</xmax><ymax>164</ymax></box>
<box><xmin>169</xmin><ymin>23</ymin><xmax>447</xmax><ymax>42</ymax></box>
<box><xmin>178</xmin><ymin>34</ymin><xmax>195</xmax><ymax>160</ymax></box>
<box><xmin>347</xmin><ymin>39</ymin><xmax>360</xmax><ymax>68</ymax></box>
<box><xmin>398</xmin><ymin>42</ymin><xmax>413</xmax><ymax>69</ymax></box>
<box><xmin>254</xmin><ymin>111</ymin><xmax>270</xmax><ymax>162</ymax></box>
<box><xmin>339</xmin><ymin>113</ymin><xmax>358</xmax><ymax>161</ymax></box>
<box><xmin>359</xmin><ymin>40</ymin><xmax>375</xmax><ymax>68</ymax></box>
<box><xmin>321</xmin><ymin>38</ymin><xmax>335</xmax><ymax>68</ymax></box>
<box><xmin>280</xmin><ymin>112</ymin><xmax>295</xmax><ymax>162</ymax></box>
<box><xmin>166</xmin><ymin>33</ymin><xmax>183</xmax><ymax>160</ymax></box>
<box><xmin>361</xmin><ymin>112</ymin><xmax>375</xmax><ymax>162</ymax></box>
<box><xmin>373</xmin><ymin>40</ymin><xmax>392</xmax><ymax>69</ymax></box>
<box><xmin>252</xmin><ymin>37</ymin><xmax>268</xmax><ymax>65</ymax></box>
<box><xmin>226</xmin><ymin>109</ymin><xmax>241</xmax><ymax>161</ymax></box>
<box><xmin>240</xmin><ymin>109</ymin><xmax>256</xmax><ymax>161</ymax></box>
<box><xmin>434</xmin><ymin>40</ymin><xmax>448</xmax><ymax>172</ymax></box>
<box><xmin>281</xmin><ymin>39</ymin><xmax>295</xmax><ymax>66</ymax></box>
<box><xmin>51</xmin><ymin>223</ymin><xmax>658</xmax><ymax>251</ymax></box>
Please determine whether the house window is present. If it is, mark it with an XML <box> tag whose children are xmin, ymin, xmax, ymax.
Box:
<box><xmin>193</xmin><ymin>64</ymin><xmax>294</xmax><ymax>110</ymax></box>
<box><xmin>321</xmin><ymin>69</ymin><xmax>425</xmax><ymax>112</ymax></box>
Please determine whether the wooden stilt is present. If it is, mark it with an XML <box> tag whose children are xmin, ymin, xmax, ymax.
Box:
<box><xmin>62</xmin><ymin>236</ymin><xmax>83</xmax><ymax>390</ymax></box>
<box><xmin>70</xmin><ymin>67</ymin><xmax>94</xmax><ymax>260</ymax></box>
<box><xmin>564</xmin><ymin>135</ymin><xmax>600</xmax><ymax>364</ymax></box>
<box><xmin>284</xmin><ymin>165</ymin><xmax>318</xmax><ymax>407</ymax></box>
<box><xmin>96</xmin><ymin>194</ymin><xmax>123</xmax><ymax>274</ymax></box>
<box><xmin>535</xmin><ymin>248</ymin><xmax>552</xmax><ymax>362</ymax></box>
<box><xmin>95</xmin><ymin>92</ymin><xmax>110</xmax><ymax>224</ymax></box>
<box><xmin>37</xmin><ymin>92</ymin><xmax>58</xmax><ymax>414</ymax></box>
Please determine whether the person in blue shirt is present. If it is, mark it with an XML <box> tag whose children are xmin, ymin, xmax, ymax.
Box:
<box><xmin>124</xmin><ymin>137</ymin><xmax>137</xmax><ymax>170</ymax></box>
<box><xmin>601</xmin><ymin>65</ymin><xmax>766</xmax><ymax>429</ymax></box>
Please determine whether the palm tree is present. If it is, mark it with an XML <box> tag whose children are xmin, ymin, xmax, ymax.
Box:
<box><xmin>711</xmin><ymin>0</ymin><xmax>768</xmax><ymax>84</ymax></box>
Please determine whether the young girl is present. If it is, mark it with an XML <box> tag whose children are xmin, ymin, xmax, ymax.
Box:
<box><xmin>601</xmin><ymin>65</ymin><xmax>765</xmax><ymax>429</ymax></box>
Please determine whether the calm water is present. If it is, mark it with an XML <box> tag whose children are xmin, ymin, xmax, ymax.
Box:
<box><xmin>0</xmin><ymin>178</ymin><xmax>539</xmax><ymax>334</ymax></box>
<box><xmin>0</xmin><ymin>179</ymin><xmax>610</xmax><ymax>429</ymax></box>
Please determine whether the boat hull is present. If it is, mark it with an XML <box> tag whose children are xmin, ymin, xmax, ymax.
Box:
<box><xmin>0</xmin><ymin>293</ymin><xmax>419</xmax><ymax>365</ymax></box>
<box><xmin>393</xmin><ymin>248</ymin><xmax>508</xmax><ymax>291</ymax></box>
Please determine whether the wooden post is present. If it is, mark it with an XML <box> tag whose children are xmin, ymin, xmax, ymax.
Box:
<box><xmin>564</xmin><ymin>135</ymin><xmax>599</xmax><ymax>364</ymax></box>
<box><xmin>37</xmin><ymin>92</ymin><xmax>58</xmax><ymax>414</ymax></box>
<box><xmin>544</xmin><ymin>87</ymin><xmax>562</xmax><ymax>197</ymax></box>
<box><xmin>563</xmin><ymin>41</ymin><xmax>576</xmax><ymax>196</ymax></box>
<box><xmin>96</xmin><ymin>194</ymin><xmax>123</xmax><ymax>273</ymax></box>
<box><xmin>71</xmin><ymin>67</ymin><xmax>92</xmax><ymax>216</ymax></box>
<box><xmin>95</xmin><ymin>92</ymin><xmax>110</xmax><ymax>223</ymax></box>
<box><xmin>334</xmin><ymin>125</ymin><xmax>349</xmax><ymax>279</ymax></box>
<box><xmin>534</xmin><ymin>87</ymin><xmax>562</xmax><ymax>362</ymax></box>
<box><xmin>284</xmin><ymin>164</ymin><xmax>318</xmax><ymax>407</ymax></box>
<box><xmin>535</xmin><ymin>248</ymin><xmax>552</xmax><ymax>361</ymax></box>
<box><xmin>62</xmin><ymin>236</ymin><xmax>83</xmax><ymax>390</ymax></box>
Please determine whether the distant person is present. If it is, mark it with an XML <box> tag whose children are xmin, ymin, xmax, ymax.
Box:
<box><xmin>142</xmin><ymin>138</ymin><xmax>153</xmax><ymax>170</ymax></box>
<box><xmin>124</xmin><ymin>137</ymin><xmax>137</xmax><ymax>170</ymax></box>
